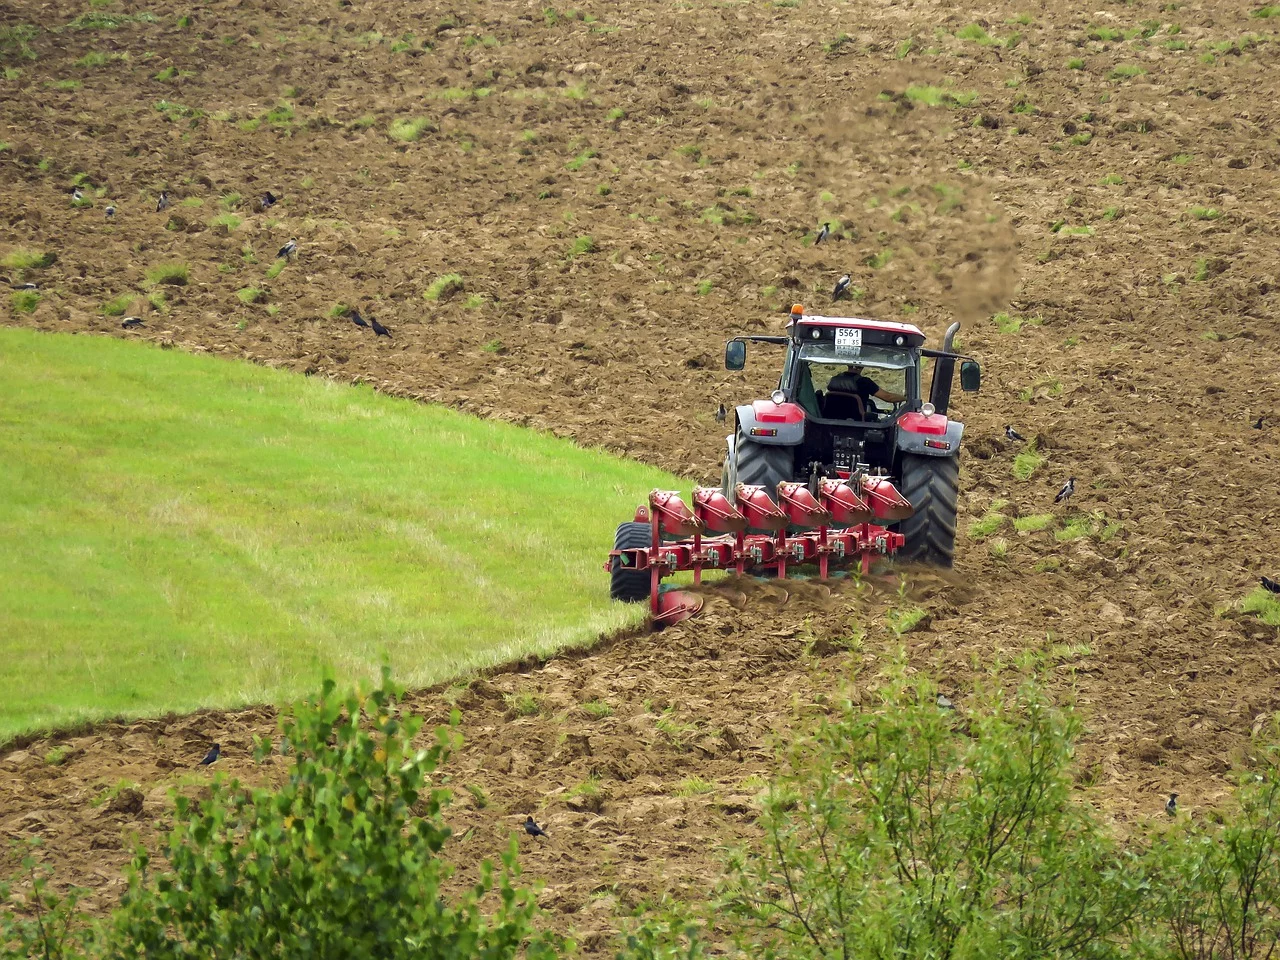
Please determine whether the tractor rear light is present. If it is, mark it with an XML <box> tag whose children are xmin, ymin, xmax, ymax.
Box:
<box><xmin>771</xmin><ymin>389</ymin><xmax>786</xmax><ymax>404</ymax></box>
<box><xmin>921</xmin><ymin>402</ymin><xmax>936</xmax><ymax>417</ymax></box>
<box><xmin>750</xmin><ymin>427</ymin><xmax>778</xmax><ymax>437</ymax></box>
<box><xmin>924</xmin><ymin>439</ymin><xmax>951</xmax><ymax>450</ymax></box>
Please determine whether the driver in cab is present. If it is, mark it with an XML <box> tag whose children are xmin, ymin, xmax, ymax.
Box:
<box><xmin>826</xmin><ymin>364</ymin><xmax>904</xmax><ymax>419</ymax></box>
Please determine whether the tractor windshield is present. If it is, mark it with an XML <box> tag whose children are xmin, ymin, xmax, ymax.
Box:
<box><xmin>793</xmin><ymin>343</ymin><xmax>915</xmax><ymax>421</ymax></box>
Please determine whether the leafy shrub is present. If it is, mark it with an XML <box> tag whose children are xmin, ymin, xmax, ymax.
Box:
<box><xmin>105</xmin><ymin>670</ymin><xmax>557</xmax><ymax>958</ymax></box>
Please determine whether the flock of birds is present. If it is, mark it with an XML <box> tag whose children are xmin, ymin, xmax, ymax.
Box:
<box><xmin>39</xmin><ymin>186</ymin><xmax>397</xmax><ymax>338</ymax></box>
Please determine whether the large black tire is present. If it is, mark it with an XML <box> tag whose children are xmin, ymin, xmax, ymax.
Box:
<box><xmin>725</xmin><ymin>431</ymin><xmax>794</xmax><ymax>532</ymax></box>
<box><xmin>609</xmin><ymin>521</ymin><xmax>651</xmax><ymax>602</ymax></box>
<box><xmin>897</xmin><ymin>453</ymin><xmax>959</xmax><ymax>567</ymax></box>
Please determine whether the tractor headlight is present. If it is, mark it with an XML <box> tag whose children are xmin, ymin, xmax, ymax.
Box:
<box><xmin>895</xmin><ymin>335</ymin><xmax>905</xmax><ymax>346</ymax></box>
<box><xmin>771</xmin><ymin>389</ymin><xmax>787</xmax><ymax>405</ymax></box>
<box><xmin>811</xmin><ymin>329</ymin><xmax>821</xmax><ymax>339</ymax></box>
<box><xmin>921</xmin><ymin>402</ymin><xmax>936</xmax><ymax>417</ymax></box>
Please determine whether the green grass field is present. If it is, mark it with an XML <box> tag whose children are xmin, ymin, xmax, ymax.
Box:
<box><xmin>0</xmin><ymin>329</ymin><xmax>679</xmax><ymax>741</ymax></box>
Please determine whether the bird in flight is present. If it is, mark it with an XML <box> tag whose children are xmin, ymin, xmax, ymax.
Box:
<box><xmin>715</xmin><ymin>402</ymin><xmax>726</xmax><ymax>424</ymax></box>
<box><xmin>1165</xmin><ymin>793</ymin><xmax>1178</xmax><ymax>816</ymax></box>
<box><xmin>524</xmin><ymin>815</ymin><xmax>548</xmax><ymax>838</ymax></box>
<box><xmin>277</xmin><ymin>238</ymin><xmax>298</xmax><ymax>260</ymax></box>
<box><xmin>105</xmin><ymin>205</ymin><xmax>116</xmax><ymax>218</ymax></box>
<box><xmin>1005</xmin><ymin>425</ymin><xmax>1026</xmax><ymax>442</ymax></box>
<box><xmin>815</xmin><ymin>222</ymin><xmax>831</xmax><ymax>245</ymax></box>
<box><xmin>121</xmin><ymin>317</ymin><xmax>145</xmax><ymax>329</ymax></box>
<box><xmin>832</xmin><ymin>274</ymin><xmax>852</xmax><ymax>300</ymax></box>
<box><xmin>1054</xmin><ymin>477</ymin><xmax>1076</xmax><ymax>504</ymax></box>
<box><xmin>156</xmin><ymin>191</ymin><xmax>170</xmax><ymax>212</ymax></box>
<box><xmin>370</xmin><ymin>316</ymin><xmax>391</xmax><ymax>338</ymax></box>
<box><xmin>261</xmin><ymin>191</ymin><xmax>278</xmax><ymax>210</ymax></box>
<box><xmin>349</xmin><ymin>308</ymin><xmax>369</xmax><ymax>329</ymax></box>
<box><xmin>1261</xmin><ymin>576</ymin><xmax>1280</xmax><ymax>595</ymax></box>
<box><xmin>197</xmin><ymin>743</ymin><xmax>221</xmax><ymax>767</ymax></box>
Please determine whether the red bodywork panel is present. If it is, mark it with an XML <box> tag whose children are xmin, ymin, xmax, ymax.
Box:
<box><xmin>897</xmin><ymin>411</ymin><xmax>950</xmax><ymax>436</ymax></box>
<box><xmin>750</xmin><ymin>399</ymin><xmax>806</xmax><ymax>424</ymax></box>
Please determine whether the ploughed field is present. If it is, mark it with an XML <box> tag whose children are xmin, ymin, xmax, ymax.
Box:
<box><xmin>3</xmin><ymin>0</ymin><xmax>1280</xmax><ymax>950</ymax></box>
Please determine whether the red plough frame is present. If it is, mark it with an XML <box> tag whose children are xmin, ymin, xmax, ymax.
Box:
<box><xmin>607</xmin><ymin>476</ymin><xmax>913</xmax><ymax>626</ymax></box>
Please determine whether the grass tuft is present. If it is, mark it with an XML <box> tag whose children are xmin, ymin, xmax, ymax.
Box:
<box><xmin>581</xmin><ymin>700</ymin><xmax>613</xmax><ymax>719</ymax></box>
<box><xmin>101</xmin><ymin>293</ymin><xmax>134</xmax><ymax>316</ymax></box>
<box><xmin>388</xmin><ymin>117</ymin><xmax>435</xmax><ymax>143</ymax></box>
<box><xmin>1242</xmin><ymin>587</ymin><xmax>1280</xmax><ymax>626</ymax></box>
<box><xmin>1013</xmin><ymin>513</ymin><xmax>1055</xmax><ymax>533</ymax></box>
<box><xmin>568</xmin><ymin>235</ymin><xmax>596</xmax><ymax>257</ymax></box>
<box><xmin>2</xmin><ymin>248</ymin><xmax>55</xmax><ymax>271</ymax></box>
<box><xmin>904</xmin><ymin>85</ymin><xmax>978</xmax><ymax>108</ymax></box>
<box><xmin>1012</xmin><ymin>441</ymin><xmax>1045</xmax><ymax>481</ymax></box>
<box><xmin>10</xmin><ymin>290</ymin><xmax>40</xmax><ymax>314</ymax></box>
<box><xmin>236</xmin><ymin>287</ymin><xmax>265</xmax><ymax>305</ymax></box>
<box><xmin>423</xmin><ymin>273</ymin><xmax>464</xmax><ymax>301</ymax></box>
<box><xmin>144</xmin><ymin>262</ymin><xmax>189</xmax><ymax>286</ymax></box>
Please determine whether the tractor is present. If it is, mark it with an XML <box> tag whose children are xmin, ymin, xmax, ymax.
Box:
<box><xmin>607</xmin><ymin>305</ymin><xmax>981</xmax><ymax>625</ymax></box>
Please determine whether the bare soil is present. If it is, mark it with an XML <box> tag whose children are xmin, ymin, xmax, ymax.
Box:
<box><xmin>3</xmin><ymin>0</ymin><xmax>1280</xmax><ymax>949</ymax></box>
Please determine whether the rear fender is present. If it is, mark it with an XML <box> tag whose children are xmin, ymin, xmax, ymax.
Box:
<box><xmin>896</xmin><ymin>413</ymin><xmax>964</xmax><ymax>457</ymax></box>
<box><xmin>735</xmin><ymin>400</ymin><xmax>805</xmax><ymax>446</ymax></box>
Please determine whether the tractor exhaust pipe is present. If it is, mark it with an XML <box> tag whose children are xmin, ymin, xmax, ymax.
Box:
<box><xmin>928</xmin><ymin>321</ymin><xmax>961</xmax><ymax>415</ymax></box>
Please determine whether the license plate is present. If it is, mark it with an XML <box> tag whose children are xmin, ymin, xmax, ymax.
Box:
<box><xmin>834</xmin><ymin>327</ymin><xmax>862</xmax><ymax>354</ymax></box>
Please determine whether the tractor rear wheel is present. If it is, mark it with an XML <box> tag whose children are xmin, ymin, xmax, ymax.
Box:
<box><xmin>725</xmin><ymin>432</ymin><xmax>793</xmax><ymax>531</ymax></box>
<box><xmin>897</xmin><ymin>453</ymin><xmax>959</xmax><ymax>567</ymax></box>
<box><xmin>609</xmin><ymin>521</ymin><xmax>651</xmax><ymax>602</ymax></box>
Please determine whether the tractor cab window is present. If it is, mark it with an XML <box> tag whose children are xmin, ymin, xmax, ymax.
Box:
<box><xmin>794</xmin><ymin>343</ymin><xmax>913</xmax><ymax>422</ymax></box>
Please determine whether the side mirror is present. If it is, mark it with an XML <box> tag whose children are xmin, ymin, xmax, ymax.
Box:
<box><xmin>725</xmin><ymin>339</ymin><xmax>746</xmax><ymax>371</ymax></box>
<box><xmin>960</xmin><ymin>360</ymin><xmax>981</xmax><ymax>392</ymax></box>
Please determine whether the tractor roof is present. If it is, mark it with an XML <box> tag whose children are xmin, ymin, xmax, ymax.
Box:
<box><xmin>787</xmin><ymin>312</ymin><xmax>926</xmax><ymax>339</ymax></box>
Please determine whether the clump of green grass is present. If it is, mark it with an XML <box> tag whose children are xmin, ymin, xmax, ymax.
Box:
<box><xmin>10</xmin><ymin>290</ymin><xmax>40</xmax><ymax>314</ymax></box>
<box><xmin>1067</xmin><ymin>57</ymin><xmax>1085</xmax><ymax>70</ymax></box>
<box><xmin>101</xmin><ymin>293</ymin><xmax>134</xmax><ymax>316</ymax></box>
<box><xmin>823</xmin><ymin>32</ymin><xmax>853</xmax><ymax>53</ymax></box>
<box><xmin>388</xmin><ymin>116</ymin><xmax>434</xmax><ymax>142</ymax></box>
<box><xmin>423</xmin><ymin>273</ymin><xmax>464</xmax><ymax>301</ymax></box>
<box><xmin>211</xmin><ymin>213</ymin><xmax>242</xmax><ymax>230</ymax></box>
<box><xmin>903</xmin><ymin>84</ymin><xmax>978</xmax><ymax>107</ymax></box>
<box><xmin>481</xmin><ymin>339</ymin><xmax>503</xmax><ymax>353</ymax></box>
<box><xmin>1014</xmin><ymin>513</ymin><xmax>1055</xmax><ymax>533</ymax></box>
<box><xmin>1242</xmin><ymin>586</ymin><xmax>1280</xmax><ymax>626</ymax></box>
<box><xmin>992</xmin><ymin>311</ymin><xmax>1039</xmax><ymax>334</ymax></box>
<box><xmin>581</xmin><ymin>700</ymin><xmax>613</xmax><ymax>719</ymax></box>
<box><xmin>265</xmin><ymin>260</ymin><xmax>286</xmax><ymax>280</ymax></box>
<box><xmin>1109</xmin><ymin>64</ymin><xmax>1146</xmax><ymax>80</ymax></box>
<box><xmin>505</xmin><ymin>692</ymin><xmax>541</xmax><ymax>717</ymax></box>
<box><xmin>888</xmin><ymin>605</ymin><xmax>930</xmax><ymax>636</ymax></box>
<box><xmin>144</xmin><ymin>262</ymin><xmax>189</xmax><ymax>286</ymax></box>
<box><xmin>1086</xmin><ymin>25</ymin><xmax>1121</xmax><ymax>41</ymax></box>
<box><xmin>75</xmin><ymin>50</ymin><xmax>121</xmax><ymax>67</ymax></box>
<box><xmin>2</xmin><ymin>247</ymin><xmax>55</xmax><ymax>271</ymax></box>
<box><xmin>1192</xmin><ymin>258</ymin><xmax>1210</xmax><ymax>282</ymax></box>
<box><xmin>866</xmin><ymin>249</ymin><xmax>894</xmax><ymax>269</ymax></box>
<box><xmin>1012</xmin><ymin>441</ymin><xmax>1045</xmax><ymax>481</ymax></box>
<box><xmin>464</xmin><ymin>295</ymin><xmax>487</xmax><ymax>310</ymax></box>
<box><xmin>1190</xmin><ymin>206</ymin><xmax>1222</xmax><ymax>221</ymax></box>
<box><xmin>695</xmin><ymin>279</ymin><xmax>714</xmax><ymax>295</ymax></box>
<box><xmin>1171</xmin><ymin>153</ymin><xmax>1193</xmax><ymax>165</ymax></box>
<box><xmin>1253</xmin><ymin>5</ymin><xmax>1280</xmax><ymax>18</ymax></box>
<box><xmin>967</xmin><ymin>500</ymin><xmax>1009</xmax><ymax>541</ymax></box>
<box><xmin>1099</xmin><ymin>173</ymin><xmax>1124</xmax><ymax>185</ymax></box>
<box><xmin>605</xmin><ymin>107</ymin><xmax>625</xmax><ymax>121</ymax></box>
<box><xmin>956</xmin><ymin>23</ymin><xmax>995</xmax><ymax>44</ymax></box>
<box><xmin>568</xmin><ymin>235</ymin><xmax>596</xmax><ymax>257</ymax></box>
<box><xmin>236</xmin><ymin>287</ymin><xmax>265</xmax><ymax>305</ymax></box>
<box><xmin>45</xmin><ymin>745</ymin><xmax>69</xmax><ymax>765</ymax></box>
<box><xmin>1055</xmin><ymin>515</ymin><xmax>1094</xmax><ymax>542</ymax></box>
<box><xmin>675</xmin><ymin>777</ymin><xmax>715</xmax><ymax>797</ymax></box>
<box><xmin>564</xmin><ymin>148</ymin><xmax>598</xmax><ymax>171</ymax></box>
<box><xmin>153</xmin><ymin>65</ymin><xmax>176</xmax><ymax>81</ymax></box>
<box><xmin>0</xmin><ymin>24</ymin><xmax>39</xmax><ymax>60</ymax></box>
<box><xmin>67</xmin><ymin>11</ymin><xmax>158</xmax><ymax>29</ymax></box>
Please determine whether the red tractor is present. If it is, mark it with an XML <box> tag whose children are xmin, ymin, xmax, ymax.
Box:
<box><xmin>608</xmin><ymin>305</ymin><xmax>981</xmax><ymax>624</ymax></box>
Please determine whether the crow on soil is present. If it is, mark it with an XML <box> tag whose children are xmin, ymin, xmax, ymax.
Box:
<box><xmin>1005</xmin><ymin>425</ymin><xmax>1026</xmax><ymax>442</ymax></box>
<box><xmin>524</xmin><ymin>815</ymin><xmax>548</xmax><ymax>838</ymax></box>
<box><xmin>277</xmin><ymin>238</ymin><xmax>298</xmax><ymax>260</ymax></box>
<box><xmin>1261</xmin><ymin>576</ymin><xmax>1280</xmax><ymax>595</ymax></box>
<box><xmin>197</xmin><ymin>743</ymin><xmax>221</xmax><ymax>767</ymax></box>
<box><xmin>156</xmin><ymin>191</ymin><xmax>170</xmax><ymax>212</ymax></box>
<box><xmin>814</xmin><ymin>222</ymin><xmax>831</xmax><ymax>245</ymax></box>
<box><xmin>349</xmin><ymin>308</ymin><xmax>368</xmax><ymax>329</ymax></box>
<box><xmin>715</xmin><ymin>403</ymin><xmax>726</xmax><ymax>424</ymax></box>
<box><xmin>1054</xmin><ymin>477</ymin><xmax>1076</xmax><ymax>504</ymax></box>
<box><xmin>832</xmin><ymin>274</ymin><xmax>852</xmax><ymax>300</ymax></box>
<box><xmin>121</xmin><ymin>317</ymin><xmax>145</xmax><ymax>329</ymax></box>
<box><xmin>1165</xmin><ymin>793</ymin><xmax>1178</xmax><ymax>816</ymax></box>
<box><xmin>105</xmin><ymin>205</ymin><xmax>116</xmax><ymax>218</ymax></box>
<box><xmin>1255</xmin><ymin>416</ymin><xmax>1265</xmax><ymax>430</ymax></box>
<box><xmin>369</xmin><ymin>316</ymin><xmax>391</xmax><ymax>338</ymax></box>
<box><xmin>261</xmin><ymin>191</ymin><xmax>278</xmax><ymax>210</ymax></box>
<box><xmin>936</xmin><ymin>693</ymin><xmax>956</xmax><ymax>711</ymax></box>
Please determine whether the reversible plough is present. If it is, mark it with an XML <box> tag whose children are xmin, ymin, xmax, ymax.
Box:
<box><xmin>607</xmin><ymin>473</ymin><xmax>913</xmax><ymax>626</ymax></box>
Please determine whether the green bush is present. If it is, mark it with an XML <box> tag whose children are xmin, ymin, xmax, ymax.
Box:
<box><xmin>108</xmin><ymin>670</ymin><xmax>557</xmax><ymax>958</ymax></box>
<box><xmin>1</xmin><ymin>672</ymin><xmax>558</xmax><ymax>959</ymax></box>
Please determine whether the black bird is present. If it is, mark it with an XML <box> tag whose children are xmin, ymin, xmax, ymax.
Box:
<box><xmin>12</xmin><ymin>282</ymin><xmax>38</xmax><ymax>291</ymax></box>
<box><xmin>1261</xmin><ymin>576</ymin><xmax>1280</xmax><ymax>595</ymax></box>
<box><xmin>524</xmin><ymin>815</ymin><xmax>548</xmax><ymax>838</ymax></box>
<box><xmin>1165</xmin><ymin>793</ymin><xmax>1178</xmax><ymax>816</ymax></box>
<box><xmin>105</xmin><ymin>205</ymin><xmax>116</xmax><ymax>218</ymax></box>
<box><xmin>1054</xmin><ymin>477</ymin><xmax>1076</xmax><ymax>504</ymax></box>
<box><xmin>71</xmin><ymin>187</ymin><xmax>85</xmax><ymax>204</ymax></box>
<box><xmin>815</xmin><ymin>222</ymin><xmax>831</xmax><ymax>245</ymax></box>
<box><xmin>715</xmin><ymin>402</ymin><xmax>726</xmax><ymax>424</ymax></box>
<box><xmin>349</xmin><ymin>308</ymin><xmax>368</xmax><ymax>329</ymax></box>
<box><xmin>1005</xmin><ymin>425</ymin><xmax>1026</xmax><ymax>442</ymax></box>
<box><xmin>277</xmin><ymin>238</ymin><xmax>297</xmax><ymax>260</ymax></box>
<box><xmin>369</xmin><ymin>316</ymin><xmax>391</xmax><ymax>338</ymax></box>
<box><xmin>936</xmin><ymin>693</ymin><xmax>956</xmax><ymax>711</ymax></box>
<box><xmin>121</xmin><ymin>317</ymin><xmax>145</xmax><ymax>329</ymax></box>
<box><xmin>197</xmin><ymin>743</ymin><xmax>221</xmax><ymax>767</ymax></box>
<box><xmin>261</xmin><ymin>191</ymin><xmax>278</xmax><ymax>209</ymax></box>
<box><xmin>832</xmin><ymin>274</ymin><xmax>852</xmax><ymax>300</ymax></box>
<box><xmin>1254</xmin><ymin>416</ymin><xmax>1265</xmax><ymax>430</ymax></box>
<box><xmin>156</xmin><ymin>191</ymin><xmax>170</xmax><ymax>212</ymax></box>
